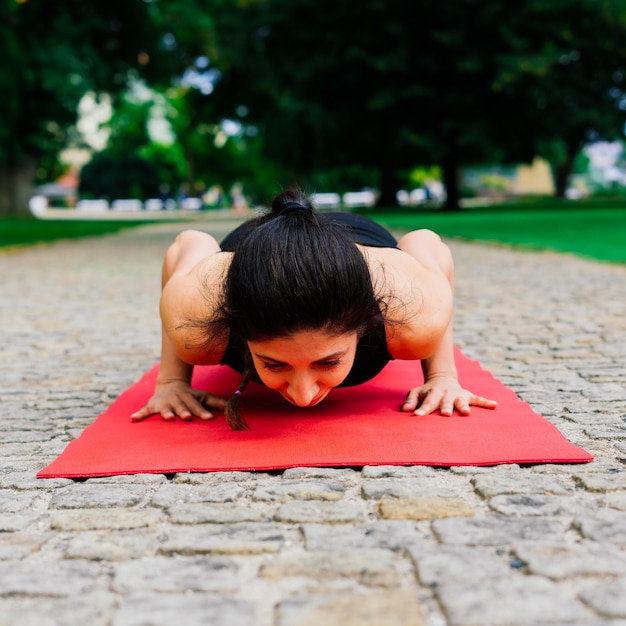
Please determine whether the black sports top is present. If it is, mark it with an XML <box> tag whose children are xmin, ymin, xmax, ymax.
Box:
<box><xmin>219</xmin><ymin>212</ymin><xmax>397</xmax><ymax>387</ymax></box>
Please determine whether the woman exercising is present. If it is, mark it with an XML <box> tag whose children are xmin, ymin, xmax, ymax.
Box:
<box><xmin>132</xmin><ymin>188</ymin><xmax>497</xmax><ymax>429</ymax></box>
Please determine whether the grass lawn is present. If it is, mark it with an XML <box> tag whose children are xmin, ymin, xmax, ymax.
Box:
<box><xmin>2</xmin><ymin>200</ymin><xmax>625</xmax><ymax>264</ymax></box>
<box><xmin>365</xmin><ymin>202</ymin><xmax>626</xmax><ymax>264</ymax></box>
<box><xmin>0</xmin><ymin>216</ymin><xmax>175</xmax><ymax>248</ymax></box>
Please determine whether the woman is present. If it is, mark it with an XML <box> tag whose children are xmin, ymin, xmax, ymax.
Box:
<box><xmin>132</xmin><ymin>188</ymin><xmax>497</xmax><ymax>429</ymax></box>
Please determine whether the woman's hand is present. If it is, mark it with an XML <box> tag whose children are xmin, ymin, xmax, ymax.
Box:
<box><xmin>401</xmin><ymin>376</ymin><xmax>497</xmax><ymax>417</ymax></box>
<box><xmin>131</xmin><ymin>381</ymin><xmax>228</xmax><ymax>422</ymax></box>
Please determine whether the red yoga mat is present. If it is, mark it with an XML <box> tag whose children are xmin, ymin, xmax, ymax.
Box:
<box><xmin>37</xmin><ymin>349</ymin><xmax>592</xmax><ymax>478</ymax></box>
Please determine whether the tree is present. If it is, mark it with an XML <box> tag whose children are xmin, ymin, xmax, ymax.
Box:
<box><xmin>0</xmin><ymin>0</ymin><xmax>157</xmax><ymax>216</ymax></box>
<box><xmin>184</xmin><ymin>0</ymin><xmax>539</xmax><ymax>208</ymax></box>
<box><xmin>206</xmin><ymin>0</ymin><xmax>428</xmax><ymax>205</ymax></box>
<box><xmin>196</xmin><ymin>0</ymin><xmax>626</xmax><ymax>208</ymax></box>
<box><xmin>79</xmin><ymin>152</ymin><xmax>161</xmax><ymax>201</ymax></box>
<box><xmin>78</xmin><ymin>86</ymin><xmax>178</xmax><ymax>201</ymax></box>
<box><xmin>163</xmin><ymin>85</ymin><xmax>287</xmax><ymax>203</ymax></box>
<box><xmin>77</xmin><ymin>1</ymin><xmax>277</xmax><ymax>204</ymax></box>
<box><xmin>10</xmin><ymin>0</ymin><xmax>623</xmax><ymax>214</ymax></box>
<box><xmin>493</xmin><ymin>0</ymin><xmax>626</xmax><ymax>197</ymax></box>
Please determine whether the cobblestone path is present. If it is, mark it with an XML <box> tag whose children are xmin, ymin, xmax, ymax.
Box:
<box><xmin>1</xmin><ymin>217</ymin><xmax>625</xmax><ymax>626</ymax></box>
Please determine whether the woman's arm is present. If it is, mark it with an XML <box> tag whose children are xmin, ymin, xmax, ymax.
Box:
<box><xmin>131</xmin><ymin>230</ymin><xmax>229</xmax><ymax>421</ymax></box>
<box><xmin>386</xmin><ymin>229</ymin><xmax>497</xmax><ymax>416</ymax></box>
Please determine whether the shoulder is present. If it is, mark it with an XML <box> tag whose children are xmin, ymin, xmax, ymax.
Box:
<box><xmin>360</xmin><ymin>245</ymin><xmax>453</xmax><ymax>360</ymax></box>
<box><xmin>161</xmin><ymin>252</ymin><xmax>233</xmax><ymax>364</ymax></box>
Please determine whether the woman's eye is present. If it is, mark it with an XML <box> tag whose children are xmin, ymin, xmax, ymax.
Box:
<box><xmin>263</xmin><ymin>363</ymin><xmax>285</xmax><ymax>371</ymax></box>
<box><xmin>262</xmin><ymin>360</ymin><xmax>341</xmax><ymax>371</ymax></box>
<box><xmin>317</xmin><ymin>360</ymin><xmax>341</xmax><ymax>369</ymax></box>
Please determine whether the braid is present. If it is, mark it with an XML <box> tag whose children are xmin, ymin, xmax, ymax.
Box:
<box><xmin>224</xmin><ymin>349</ymin><xmax>254</xmax><ymax>430</ymax></box>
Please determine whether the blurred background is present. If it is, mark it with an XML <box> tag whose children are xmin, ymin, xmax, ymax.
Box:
<box><xmin>2</xmin><ymin>0</ymin><xmax>626</xmax><ymax>217</ymax></box>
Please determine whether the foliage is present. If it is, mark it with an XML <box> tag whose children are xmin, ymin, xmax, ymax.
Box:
<box><xmin>104</xmin><ymin>90</ymin><xmax>155</xmax><ymax>158</ymax></box>
<box><xmin>3</xmin><ymin>0</ymin><xmax>626</xmax><ymax>215</ymax></box>
<box><xmin>0</xmin><ymin>0</ymin><xmax>156</xmax><ymax>164</ymax></box>
<box><xmin>308</xmin><ymin>166</ymin><xmax>381</xmax><ymax>196</ymax></box>
<box><xmin>78</xmin><ymin>86</ymin><xmax>187</xmax><ymax>199</ymax></box>
<box><xmin>0</xmin><ymin>0</ymin><xmax>158</xmax><ymax>214</ymax></box>
<box><xmin>79</xmin><ymin>152</ymin><xmax>161</xmax><ymax>201</ymax></box>
<box><xmin>143</xmin><ymin>85</ymin><xmax>286</xmax><ymax>203</ymax></box>
<box><xmin>408</xmin><ymin>166</ymin><xmax>442</xmax><ymax>188</ymax></box>
<box><xmin>76</xmin><ymin>76</ymin><xmax>287</xmax><ymax>204</ymax></box>
<box><xmin>189</xmin><ymin>0</ymin><xmax>626</xmax><ymax>208</ymax></box>
<box><xmin>138</xmin><ymin>142</ymin><xmax>188</xmax><ymax>196</ymax></box>
<box><xmin>493</xmin><ymin>0</ymin><xmax>626</xmax><ymax>197</ymax></box>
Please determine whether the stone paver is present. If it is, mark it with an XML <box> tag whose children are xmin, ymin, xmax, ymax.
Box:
<box><xmin>1</xmin><ymin>215</ymin><xmax>626</xmax><ymax>625</ymax></box>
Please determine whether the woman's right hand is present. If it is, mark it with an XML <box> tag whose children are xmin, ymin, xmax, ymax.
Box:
<box><xmin>130</xmin><ymin>381</ymin><xmax>228</xmax><ymax>422</ymax></box>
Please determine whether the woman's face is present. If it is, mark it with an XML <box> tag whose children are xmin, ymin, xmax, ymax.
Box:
<box><xmin>247</xmin><ymin>329</ymin><xmax>358</xmax><ymax>407</ymax></box>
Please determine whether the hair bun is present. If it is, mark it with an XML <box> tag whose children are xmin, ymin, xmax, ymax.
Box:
<box><xmin>277</xmin><ymin>201</ymin><xmax>309</xmax><ymax>216</ymax></box>
<box><xmin>270</xmin><ymin>188</ymin><xmax>314</xmax><ymax>217</ymax></box>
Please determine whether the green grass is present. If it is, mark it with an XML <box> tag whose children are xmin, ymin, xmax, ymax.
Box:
<box><xmin>3</xmin><ymin>200</ymin><xmax>626</xmax><ymax>264</ymax></box>
<box><xmin>0</xmin><ymin>217</ymin><xmax>167</xmax><ymax>248</ymax></box>
<box><xmin>365</xmin><ymin>203</ymin><xmax>626</xmax><ymax>264</ymax></box>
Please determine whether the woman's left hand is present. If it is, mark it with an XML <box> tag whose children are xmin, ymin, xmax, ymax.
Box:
<box><xmin>401</xmin><ymin>376</ymin><xmax>498</xmax><ymax>416</ymax></box>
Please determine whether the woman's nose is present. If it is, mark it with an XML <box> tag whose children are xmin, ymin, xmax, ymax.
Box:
<box><xmin>288</xmin><ymin>373</ymin><xmax>319</xmax><ymax>406</ymax></box>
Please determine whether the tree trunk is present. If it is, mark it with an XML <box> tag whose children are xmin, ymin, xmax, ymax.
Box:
<box><xmin>441</xmin><ymin>151</ymin><xmax>461</xmax><ymax>211</ymax></box>
<box><xmin>376</xmin><ymin>164</ymin><xmax>399</xmax><ymax>208</ymax></box>
<box><xmin>0</xmin><ymin>157</ymin><xmax>37</xmax><ymax>217</ymax></box>
<box><xmin>552</xmin><ymin>146</ymin><xmax>577</xmax><ymax>199</ymax></box>
<box><xmin>185</xmin><ymin>145</ymin><xmax>196</xmax><ymax>191</ymax></box>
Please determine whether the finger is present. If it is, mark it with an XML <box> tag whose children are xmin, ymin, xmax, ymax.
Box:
<box><xmin>185</xmin><ymin>397</ymin><xmax>216</xmax><ymax>421</ymax></box>
<box><xmin>414</xmin><ymin>390</ymin><xmax>444</xmax><ymax>416</ymax></box>
<box><xmin>470</xmin><ymin>395</ymin><xmax>498</xmax><ymax>410</ymax></box>
<box><xmin>161</xmin><ymin>409</ymin><xmax>177</xmax><ymax>421</ymax></box>
<box><xmin>439</xmin><ymin>398</ymin><xmax>457</xmax><ymax>417</ymax></box>
<box><xmin>173</xmin><ymin>395</ymin><xmax>220</xmax><ymax>421</ymax></box>
<box><xmin>131</xmin><ymin>407</ymin><xmax>154</xmax><ymax>422</ymax></box>
<box><xmin>170</xmin><ymin>401</ymin><xmax>194</xmax><ymax>421</ymax></box>
<box><xmin>454</xmin><ymin>396</ymin><xmax>472</xmax><ymax>416</ymax></box>
<box><xmin>401</xmin><ymin>390</ymin><xmax>420</xmax><ymax>412</ymax></box>
<box><xmin>437</xmin><ymin>391</ymin><xmax>459</xmax><ymax>417</ymax></box>
<box><xmin>201</xmin><ymin>394</ymin><xmax>227</xmax><ymax>412</ymax></box>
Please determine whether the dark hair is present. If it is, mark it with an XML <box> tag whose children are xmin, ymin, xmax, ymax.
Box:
<box><xmin>212</xmin><ymin>188</ymin><xmax>387</xmax><ymax>429</ymax></box>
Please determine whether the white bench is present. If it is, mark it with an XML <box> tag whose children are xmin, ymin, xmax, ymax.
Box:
<box><xmin>76</xmin><ymin>199</ymin><xmax>109</xmax><ymax>212</ymax></box>
<box><xmin>111</xmin><ymin>199</ymin><xmax>143</xmax><ymax>212</ymax></box>
<box><xmin>342</xmin><ymin>190</ymin><xmax>376</xmax><ymax>208</ymax></box>
<box><xmin>311</xmin><ymin>192</ymin><xmax>341</xmax><ymax>210</ymax></box>
<box><xmin>180</xmin><ymin>197</ymin><xmax>203</xmax><ymax>210</ymax></box>
<box><xmin>145</xmin><ymin>199</ymin><xmax>164</xmax><ymax>211</ymax></box>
